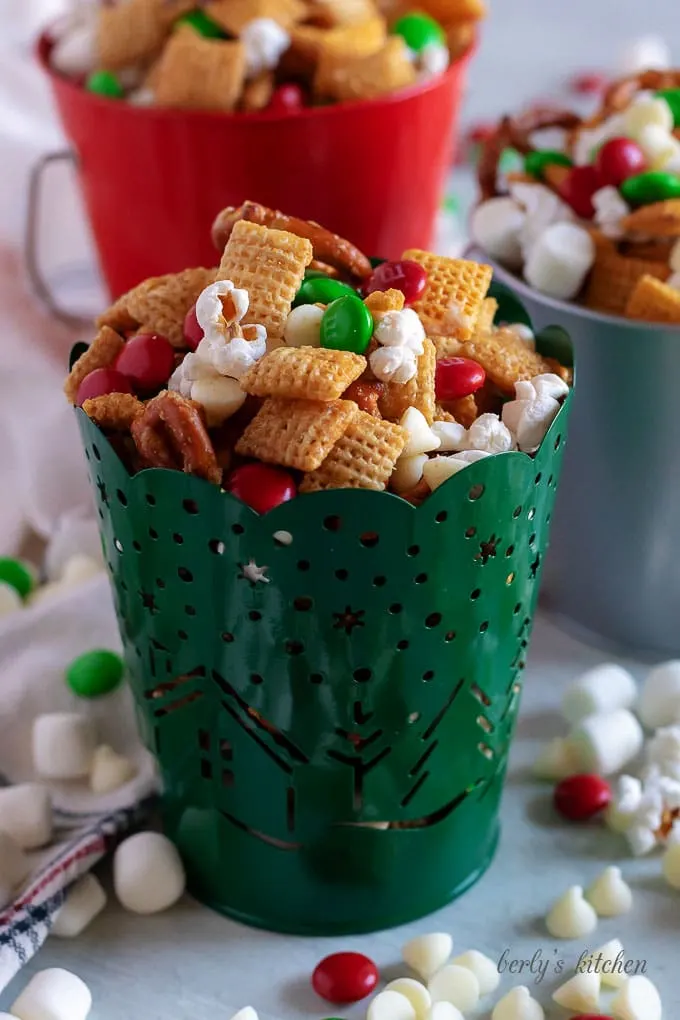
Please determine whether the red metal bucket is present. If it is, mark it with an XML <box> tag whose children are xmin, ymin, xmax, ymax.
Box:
<box><xmin>37</xmin><ymin>33</ymin><xmax>472</xmax><ymax>300</ymax></box>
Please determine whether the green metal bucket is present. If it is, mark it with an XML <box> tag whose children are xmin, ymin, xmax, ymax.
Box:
<box><xmin>74</xmin><ymin>285</ymin><xmax>573</xmax><ymax>934</ymax></box>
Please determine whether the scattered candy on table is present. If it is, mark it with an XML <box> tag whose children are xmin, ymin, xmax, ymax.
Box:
<box><xmin>553</xmin><ymin>774</ymin><xmax>612</xmax><ymax>821</ymax></box>
<box><xmin>51</xmin><ymin>875</ymin><xmax>108</xmax><ymax>939</ymax></box>
<box><xmin>113</xmin><ymin>832</ymin><xmax>186</xmax><ymax>915</ymax></box>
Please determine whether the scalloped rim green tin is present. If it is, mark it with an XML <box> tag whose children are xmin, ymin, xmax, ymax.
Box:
<box><xmin>72</xmin><ymin>285</ymin><xmax>573</xmax><ymax>935</ymax></box>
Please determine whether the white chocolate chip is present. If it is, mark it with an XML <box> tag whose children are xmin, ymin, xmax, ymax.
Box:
<box><xmin>383</xmin><ymin>979</ymin><xmax>431</xmax><ymax>1020</ymax></box>
<box><xmin>662</xmin><ymin>841</ymin><xmax>680</xmax><ymax>888</ymax></box>
<box><xmin>552</xmin><ymin>971</ymin><xmax>601</xmax><ymax>1013</ymax></box>
<box><xmin>229</xmin><ymin>1008</ymin><xmax>258</xmax><ymax>1020</ymax></box>
<box><xmin>524</xmin><ymin>222</ymin><xmax>595</xmax><ymax>301</ymax></box>
<box><xmin>90</xmin><ymin>745</ymin><xmax>137</xmax><ymax>795</ymax></box>
<box><xmin>431</xmin><ymin>421</ymin><xmax>467</xmax><ymax>453</ymax></box>
<box><xmin>113</xmin><ymin>832</ymin><xmax>186</xmax><ymax>914</ymax></box>
<box><xmin>425</xmin><ymin>1004</ymin><xmax>463</xmax><ymax>1020</ymax></box>
<box><xmin>391</xmin><ymin>454</ymin><xmax>428</xmax><ymax>494</ymax></box>
<box><xmin>400</xmin><ymin>408</ymin><xmax>441</xmax><ymax>457</ymax></box>
<box><xmin>283</xmin><ymin>305</ymin><xmax>324</xmax><ymax>347</ymax></box>
<box><xmin>428</xmin><ymin>964</ymin><xmax>480</xmax><ymax>1012</ymax></box>
<box><xmin>545</xmin><ymin>885</ymin><xmax>598</xmax><ymax>939</ymax></box>
<box><xmin>583</xmin><ymin>939</ymin><xmax>628</xmax><ymax>989</ymax></box>
<box><xmin>450</xmin><ymin>950</ymin><xmax>500</xmax><ymax>995</ymax></box>
<box><xmin>623</xmin><ymin>95</ymin><xmax>674</xmax><ymax>139</ymax></box>
<box><xmin>402</xmin><ymin>933</ymin><xmax>453</xmax><ymax>980</ymax></box>
<box><xmin>190</xmin><ymin>375</ymin><xmax>246</xmax><ymax>427</ymax></box>
<box><xmin>0</xmin><ymin>783</ymin><xmax>52</xmax><ymax>850</ymax></box>
<box><xmin>11</xmin><ymin>968</ymin><xmax>92</xmax><ymax>1020</ymax></box>
<box><xmin>32</xmin><ymin>713</ymin><xmax>96</xmax><ymax>780</ymax></box>
<box><xmin>470</xmin><ymin>197</ymin><xmax>526</xmax><ymax>269</ymax></box>
<box><xmin>610</xmin><ymin>975</ymin><xmax>662</xmax><ymax>1020</ymax></box>
<box><xmin>562</xmin><ymin>663</ymin><xmax>638</xmax><ymax>725</ymax></box>
<box><xmin>585</xmin><ymin>866</ymin><xmax>633</xmax><ymax>917</ymax></box>
<box><xmin>367</xmin><ymin>990</ymin><xmax>417</xmax><ymax>1020</ymax></box>
<box><xmin>569</xmin><ymin>709</ymin><xmax>644</xmax><ymax>776</ymax></box>
<box><xmin>491</xmin><ymin>985</ymin><xmax>544</xmax><ymax>1020</ymax></box>
<box><xmin>638</xmin><ymin>660</ymin><xmax>680</xmax><ymax>729</ymax></box>
<box><xmin>423</xmin><ymin>452</ymin><xmax>489</xmax><ymax>491</ymax></box>
<box><xmin>532</xmin><ymin>737</ymin><xmax>580</xmax><ymax>780</ymax></box>
<box><xmin>52</xmin><ymin>874</ymin><xmax>107</xmax><ymax>938</ymax></box>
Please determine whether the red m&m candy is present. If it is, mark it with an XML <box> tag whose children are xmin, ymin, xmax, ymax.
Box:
<box><xmin>595</xmin><ymin>137</ymin><xmax>646</xmax><ymax>187</ymax></box>
<box><xmin>115</xmin><ymin>333</ymin><xmax>175</xmax><ymax>391</ymax></box>
<box><xmin>183</xmin><ymin>304</ymin><xmax>204</xmax><ymax>351</ymax></box>
<box><xmin>364</xmin><ymin>260</ymin><xmax>428</xmax><ymax>305</ymax></box>
<box><xmin>558</xmin><ymin>165</ymin><xmax>602</xmax><ymax>219</ymax></box>
<box><xmin>226</xmin><ymin>463</ymin><xmax>296</xmax><ymax>513</ymax></box>
<box><xmin>312</xmin><ymin>952</ymin><xmax>379</xmax><ymax>1004</ymax></box>
<box><xmin>268</xmin><ymin>83</ymin><xmax>304</xmax><ymax>114</ymax></box>
<box><xmin>554</xmin><ymin>774</ymin><xmax>612</xmax><ymax>821</ymax></box>
<box><xmin>75</xmin><ymin>368</ymin><xmax>133</xmax><ymax>407</ymax></box>
<box><xmin>435</xmin><ymin>357</ymin><xmax>485</xmax><ymax>401</ymax></box>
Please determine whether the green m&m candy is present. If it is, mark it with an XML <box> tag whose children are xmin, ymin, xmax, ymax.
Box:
<box><xmin>524</xmin><ymin>149</ymin><xmax>573</xmax><ymax>179</ymax></box>
<box><xmin>294</xmin><ymin>277</ymin><xmax>357</xmax><ymax>307</ymax></box>
<box><xmin>174</xmin><ymin>9</ymin><xmax>225</xmax><ymax>38</ymax></box>
<box><xmin>656</xmin><ymin>88</ymin><xmax>680</xmax><ymax>127</ymax></box>
<box><xmin>0</xmin><ymin>558</ymin><xmax>35</xmax><ymax>599</ymax></box>
<box><xmin>620</xmin><ymin>170</ymin><xmax>680</xmax><ymax>207</ymax></box>
<box><xmin>86</xmin><ymin>70</ymin><xmax>125</xmax><ymax>99</ymax></box>
<box><xmin>392</xmin><ymin>11</ymin><xmax>445</xmax><ymax>52</ymax></box>
<box><xmin>66</xmin><ymin>649</ymin><xmax>125</xmax><ymax>699</ymax></box>
<box><xmin>320</xmin><ymin>295</ymin><xmax>373</xmax><ymax>354</ymax></box>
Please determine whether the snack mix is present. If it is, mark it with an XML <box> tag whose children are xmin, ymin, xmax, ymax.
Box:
<box><xmin>48</xmin><ymin>0</ymin><xmax>485</xmax><ymax>112</ymax></box>
<box><xmin>65</xmin><ymin>201</ymin><xmax>571</xmax><ymax>509</ymax></box>
<box><xmin>472</xmin><ymin>69</ymin><xmax>680</xmax><ymax>324</ymax></box>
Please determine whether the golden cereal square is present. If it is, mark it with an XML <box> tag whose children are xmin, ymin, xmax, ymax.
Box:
<box><xmin>402</xmin><ymin>250</ymin><xmax>492</xmax><ymax>340</ymax></box>
<box><xmin>240</xmin><ymin>347</ymin><xmax>366</xmax><ymax>400</ymax></box>
<box><xmin>235</xmin><ymin>397</ymin><xmax>358</xmax><ymax>471</ymax></box>
<box><xmin>300</xmin><ymin>411</ymin><xmax>406</xmax><ymax>491</ymax></box>
<box><xmin>625</xmin><ymin>274</ymin><xmax>680</xmax><ymax>323</ymax></box>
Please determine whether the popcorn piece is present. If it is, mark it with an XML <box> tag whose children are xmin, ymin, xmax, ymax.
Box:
<box><xmin>450</xmin><ymin>950</ymin><xmax>500</xmax><ymax>996</ymax></box>
<box><xmin>585</xmin><ymin>866</ymin><xmax>633</xmax><ymax>917</ymax></box>
<box><xmin>646</xmin><ymin>725</ymin><xmax>680</xmax><ymax>780</ymax></box>
<box><xmin>638</xmin><ymin>660</ymin><xmax>680</xmax><ymax>728</ymax></box>
<box><xmin>114</xmin><ymin>832</ymin><xmax>186</xmax><ymax>914</ymax></box>
<box><xmin>465</xmin><ymin>413</ymin><xmax>514</xmax><ymax>454</ymax></box>
<box><xmin>583</xmin><ymin>939</ymin><xmax>627</xmax><ymax>989</ymax></box>
<box><xmin>532</xmin><ymin>737</ymin><xmax>580</xmax><ymax>781</ymax></box>
<box><xmin>240</xmin><ymin>346</ymin><xmax>365</xmax><ymax>401</ymax></box>
<box><xmin>605</xmin><ymin>775</ymin><xmax>644</xmax><ymax>833</ymax></box>
<box><xmin>378</xmin><ymin>339</ymin><xmax>436</xmax><ymax>423</ymax></box>
<box><xmin>374</xmin><ymin>308</ymin><xmax>426</xmax><ymax>353</ymax></box>
<box><xmin>383</xmin><ymin>979</ymin><xmax>431</xmax><ymax>1020</ymax></box>
<box><xmin>400</xmin><ymin>408</ymin><xmax>441</xmax><ymax>457</ymax></box>
<box><xmin>569</xmin><ymin>709</ymin><xmax>644</xmax><ymax>776</ymax></box>
<box><xmin>0</xmin><ymin>783</ymin><xmax>52</xmax><ymax>849</ymax></box>
<box><xmin>610</xmin><ymin>975</ymin><xmax>662</xmax><ymax>1020</ymax></box>
<box><xmin>545</xmin><ymin>885</ymin><xmax>598</xmax><ymax>939</ymax></box>
<box><xmin>190</xmin><ymin>376</ymin><xmax>247</xmax><ymax>427</ymax></box>
<box><xmin>241</xmin><ymin>18</ymin><xmax>291</xmax><ymax>78</ymax></box>
<box><xmin>391</xmin><ymin>454</ymin><xmax>427</xmax><ymax>494</ymax></box>
<box><xmin>236</xmin><ymin>397</ymin><xmax>358</xmax><ymax>471</ymax></box>
<box><xmin>491</xmin><ymin>986</ymin><xmax>544</xmax><ymax>1020</ymax></box>
<box><xmin>196</xmin><ymin>279</ymin><xmax>250</xmax><ymax>346</ymax></box>
<box><xmin>524</xmin><ymin>222</ymin><xmax>595</xmax><ymax>300</ymax></box>
<box><xmin>284</xmin><ymin>304</ymin><xmax>324</xmax><ymax>347</ymax></box>
<box><xmin>370</xmin><ymin>346</ymin><xmax>418</xmax><ymax>384</ymax></box>
<box><xmin>90</xmin><ymin>745</ymin><xmax>137</xmax><ymax>795</ymax></box>
<box><xmin>402</xmin><ymin>933</ymin><xmax>452</xmax><ymax>981</ymax></box>
<box><xmin>427</xmin><ymin>964</ymin><xmax>480</xmax><ymax>1013</ymax></box>
<box><xmin>502</xmin><ymin>389</ymin><xmax>560</xmax><ymax>454</ymax></box>
<box><xmin>367</xmin><ymin>990</ymin><xmax>417</xmax><ymax>1020</ymax></box>
<box><xmin>11</xmin><ymin>968</ymin><xmax>93</xmax><ymax>1020</ymax></box>
<box><xmin>470</xmin><ymin>197</ymin><xmax>526</xmax><ymax>270</ymax></box>
<box><xmin>431</xmin><ymin>420</ymin><xmax>467</xmax><ymax>453</ymax></box>
<box><xmin>64</xmin><ymin>325</ymin><xmax>125</xmax><ymax>405</ymax></box>
<box><xmin>0</xmin><ymin>831</ymin><xmax>29</xmax><ymax>909</ymax></box>
<box><xmin>52</xmin><ymin>875</ymin><xmax>107</xmax><ymax>938</ymax></box>
<box><xmin>593</xmin><ymin>185</ymin><xmax>631</xmax><ymax>240</ymax></box>
<box><xmin>33</xmin><ymin>713</ymin><xmax>97</xmax><ymax>781</ymax></box>
<box><xmin>552</xmin><ymin>971</ymin><xmax>601</xmax><ymax>1013</ymax></box>
<box><xmin>562</xmin><ymin>663</ymin><xmax>638</xmax><ymax>725</ymax></box>
<box><xmin>0</xmin><ymin>581</ymin><xmax>22</xmax><ymax>617</ymax></box>
<box><xmin>423</xmin><ymin>452</ymin><xmax>489</xmax><ymax>490</ymax></box>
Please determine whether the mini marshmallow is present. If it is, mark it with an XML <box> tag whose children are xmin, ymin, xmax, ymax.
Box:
<box><xmin>638</xmin><ymin>660</ymin><xmax>680</xmax><ymax>729</ymax></box>
<box><xmin>241</xmin><ymin>17</ymin><xmax>290</xmax><ymax>77</ymax></box>
<box><xmin>569</xmin><ymin>709</ymin><xmax>644</xmax><ymax>776</ymax></box>
<box><xmin>470</xmin><ymin>197</ymin><xmax>526</xmax><ymax>269</ymax></box>
<box><xmin>618</xmin><ymin>34</ymin><xmax>671</xmax><ymax>73</ymax></box>
<box><xmin>402</xmin><ymin>933</ymin><xmax>453</xmax><ymax>980</ymax></box>
<box><xmin>425</xmin><ymin>1004</ymin><xmax>463</xmax><ymax>1020</ymax></box>
<box><xmin>585</xmin><ymin>866</ymin><xmax>633</xmax><ymax>917</ymax></box>
<box><xmin>509</xmin><ymin>182</ymin><xmax>574</xmax><ymax>259</ymax></box>
<box><xmin>623</xmin><ymin>95</ymin><xmax>673</xmax><ymax>138</ymax></box>
<box><xmin>593</xmin><ymin>185</ymin><xmax>631</xmax><ymax>239</ymax></box>
<box><xmin>0</xmin><ymin>580</ymin><xmax>22</xmax><ymax>617</ymax></box>
<box><xmin>189</xmin><ymin>375</ymin><xmax>246</xmax><ymax>427</ymax></box>
<box><xmin>610</xmin><ymin>975</ymin><xmax>662</xmax><ymax>1020</ymax></box>
<box><xmin>545</xmin><ymin>885</ymin><xmax>598</xmax><ymax>939</ymax></box>
<box><xmin>113</xmin><ymin>831</ymin><xmax>185</xmax><ymax>914</ymax></box>
<box><xmin>662</xmin><ymin>842</ymin><xmax>680</xmax><ymax>888</ymax></box>
<box><xmin>401</xmin><ymin>408</ymin><xmax>442</xmax><ymax>457</ymax></box>
<box><xmin>11</xmin><ymin>968</ymin><xmax>92</xmax><ymax>1020</ymax></box>
<box><xmin>52</xmin><ymin>874</ymin><xmax>107</xmax><ymax>938</ymax></box>
<box><xmin>502</xmin><ymin>393</ymin><xmax>560</xmax><ymax>454</ymax></box>
<box><xmin>423</xmin><ymin>452</ymin><xmax>489</xmax><ymax>491</ymax></box>
<box><xmin>368</xmin><ymin>990</ymin><xmax>416</xmax><ymax>1020</ymax></box>
<box><xmin>532</xmin><ymin>737</ymin><xmax>580</xmax><ymax>780</ymax></box>
<box><xmin>370</xmin><ymin>345</ymin><xmax>418</xmax><ymax>384</ymax></box>
<box><xmin>552</xmin><ymin>971</ymin><xmax>601</xmax><ymax>1013</ymax></box>
<box><xmin>583</xmin><ymin>939</ymin><xmax>628</xmax><ymax>989</ymax></box>
<box><xmin>391</xmin><ymin>454</ymin><xmax>428</xmax><ymax>494</ymax></box>
<box><xmin>33</xmin><ymin>713</ymin><xmax>96</xmax><ymax>780</ymax></box>
<box><xmin>383</xmin><ymin>979</ymin><xmax>431</xmax><ymax>1020</ymax></box>
<box><xmin>428</xmin><ymin>965</ymin><xmax>480</xmax><ymax>1012</ymax></box>
<box><xmin>283</xmin><ymin>304</ymin><xmax>324</xmax><ymax>347</ymax></box>
<box><xmin>430</xmin><ymin>421</ymin><xmax>467</xmax><ymax>452</ymax></box>
<box><xmin>418</xmin><ymin>43</ymin><xmax>449</xmax><ymax>77</ymax></box>
<box><xmin>561</xmin><ymin>663</ymin><xmax>638</xmax><ymax>725</ymax></box>
<box><xmin>491</xmin><ymin>986</ymin><xmax>544</xmax><ymax>1020</ymax></box>
<box><xmin>465</xmin><ymin>413</ymin><xmax>515</xmax><ymax>454</ymax></box>
<box><xmin>374</xmin><ymin>309</ymin><xmax>426</xmax><ymax>353</ymax></box>
<box><xmin>0</xmin><ymin>783</ymin><xmax>52</xmax><ymax>849</ymax></box>
<box><xmin>450</xmin><ymin>950</ymin><xmax>500</xmax><ymax>996</ymax></box>
<box><xmin>90</xmin><ymin>745</ymin><xmax>137</xmax><ymax>795</ymax></box>
<box><xmin>0</xmin><ymin>831</ymin><xmax>29</xmax><ymax>908</ymax></box>
<box><xmin>524</xmin><ymin>221</ymin><xmax>595</xmax><ymax>300</ymax></box>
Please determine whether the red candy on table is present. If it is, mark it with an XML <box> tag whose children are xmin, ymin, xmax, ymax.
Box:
<box><xmin>183</xmin><ymin>304</ymin><xmax>204</xmax><ymax>351</ymax></box>
<box><xmin>569</xmin><ymin>71</ymin><xmax>608</xmax><ymax>95</ymax></box>
<box><xmin>558</xmin><ymin>165</ymin><xmax>602</xmax><ymax>219</ymax></box>
<box><xmin>363</xmin><ymin>260</ymin><xmax>428</xmax><ymax>305</ymax></box>
<box><xmin>435</xmin><ymin>357</ymin><xmax>486</xmax><ymax>401</ymax></box>
<box><xmin>553</xmin><ymin>774</ymin><xmax>612</xmax><ymax>821</ymax></box>
<box><xmin>595</xmin><ymin>137</ymin><xmax>646</xmax><ymax>188</ymax></box>
<box><xmin>115</xmin><ymin>333</ymin><xmax>175</xmax><ymax>391</ymax></box>
<box><xmin>312</xmin><ymin>952</ymin><xmax>379</xmax><ymax>1004</ymax></box>
<box><xmin>75</xmin><ymin>368</ymin><xmax>133</xmax><ymax>407</ymax></box>
<box><xmin>268</xmin><ymin>83</ymin><xmax>304</xmax><ymax>114</ymax></box>
<box><xmin>226</xmin><ymin>463</ymin><xmax>296</xmax><ymax>513</ymax></box>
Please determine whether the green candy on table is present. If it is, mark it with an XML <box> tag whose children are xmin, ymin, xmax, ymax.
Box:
<box><xmin>86</xmin><ymin>70</ymin><xmax>125</xmax><ymax>99</ymax></box>
<box><xmin>174</xmin><ymin>9</ymin><xmax>225</xmax><ymax>38</ymax></box>
<box><xmin>66</xmin><ymin>649</ymin><xmax>125</xmax><ymax>699</ymax></box>
<box><xmin>656</xmin><ymin>88</ymin><xmax>680</xmax><ymax>127</ymax></box>
<box><xmin>524</xmin><ymin>149</ymin><xmax>573</xmax><ymax>179</ymax></box>
<box><xmin>620</xmin><ymin>170</ymin><xmax>680</xmax><ymax>206</ymax></box>
<box><xmin>320</xmin><ymin>295</ymin><xmax>373</xmax><ymax>355</ymax></box>
<box><xmin>294</xmin><ymin>276</ymin><xmax>357</xmax><ymax>307</ymax></box>
<box><xmin>0</xmin><ymin>558</ymin><xmax>35</xmax><ymax>599</ymax></box>
<box><xmin>391</xmin><ymin>11</ymin><xmax>445</xmax><ymax>52</ymax></box>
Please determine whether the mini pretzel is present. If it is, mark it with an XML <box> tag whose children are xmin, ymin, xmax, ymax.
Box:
<box><xmin>599</xmin><ymin>69</ymin><xmax>680</xmax><ymax>120</ymax></box>
<box><xmin>478</xmin><ymin>108</ymin><xmax>582</xmax><ymax>200</ymax></box>
<box><xmin>211</xmin><ymin>201</ymin><xmax>373</xmax><ymax>280</ymax></box>
<box><xmin>131</xmin><ymin>390</ymin><xmax>221</xmax><ymax>484</ymax></box>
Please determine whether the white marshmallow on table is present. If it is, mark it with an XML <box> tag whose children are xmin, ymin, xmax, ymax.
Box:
<box><xmin>427</xmin><ymin>964</ymin><xmax>480</xmax><ymax>1012</ymax></box>
<box><xmin>431</xmin><ymin>421</ymin><xmax>467</xmax><ymax>453</ymax></box>
<box><xmin>561</xmin><ymin>663</ymin><xmax>638</xmax><ymax>725</ymax></box>
<box><xmin>425</xmin><ymin>1004</ymin><xmax>463</xmax><ymax>1020</ymax></box>
<box><xmin>241</xmin><ymin>17</ymin><xmax>291</xmax><ymax>78</ymax></box>
<box><xmin>422</xmin><ymin>452</ymin><xmax>489</xmax><ymax>491</ymax></box>
<box><xmin>585</xmin><ymin>866</ymin><xmax>633</xmax><ymax>917</ymax></box>
<box><xmin>524</xmin><ymin>222</ymin><xmax>595</xmax><ymax>301</ymax></box>
<box><xmin>638</xmin><ymin>660</ymin><xmax>680</xmax><ymax>729</ymax></box>
<box><xmin>583</xmin><ymin>939</ymin><xmax>627</xmax><ymax>989</ymax></box>
<box><xmin>52</xmin><ymin>874</ymin><xmax>107</xmax><ymax>938</ymax></box>
<box><xmin>450</xmin><ymin>949</ymin><xmax>500</xmax><ymax>995</ymax></box>
<box><xmin>189</xmin><ymin>375</ymin><xmax>246</xmax><ymax>427</ymax></box>
<box><xmin>470</xmin><ymin>197</ymin><xmax>526</xmax><ymax>269</ymax></box>
<box><xmin>465</xmin><ymin>413</ymin><xmax>515</xmax><ymax>454</ymax></box>
<box><xmin>0</xmin><ymin>580</ymin><xmax>23</xmax><ymax>617</ymax></box>
<box><xmin>491</xmin><ymin>986</ymin><xmax>544</xmax><ymax>1020</ymax></box>
<box><xmin>90</xmin><ymin>745</ymin><xmax>137</xmax><ymax>794</ymax></box>
<box><xmin>545</xmin><ymin>885</ymin><xmax>598</xmax><ymax>939</ymax></box>
<box><xmin>0</xmin><ymin>783</ymin><xmax>52</xmax><ymax>849</ymax></box>
<box><xmin>593</xmin><ymin>185</ymin><xmax>631</xmax><ymax>240</ymax></box>
<box><xmin>391</xmin><ymin>454</ymin><xmax>427</xmax><ymax>494</ymax></box>
<box><xmin>532</xmin><ymin>736</ymin><xmax>580</xmax><ymax>780</ymax></box>
<box><xmin>618</xmin><ymin>34</ymin><xmax>671</xmax><ymax>73</ymax></box>
<box><xmin>383</xmin><ymin>979</ymin><xmax>431</xmax><ymax>1020</ymax></box>
<box><xmin>370</xmin><ymin>345</ymin><xmax>418</xmax><ymax>384</ymax></box>
<box><xmin>400</xmin><ymin>408</ymin><xmax>441</xmax><ymax>457</ymax></box>
<box><xmin>367</xmin><ymin>990</ymin><xmax>416</xmax><ymax>1020</ymax></box>
<box><xmin>610</xmin><ymin>975</ymin><xmax>662</xmax><ymax>1020</ymax></box>
<box><xmin>283</xmin><ymin>305</ymin><xmax>324</xmax><ymax>347</ymax></box>
<box><xmin>0</xmin><ymin>831</ymin><xmax>29</xmax><ymax>908</ymax></box>
<box><xmin>33</xmin><ymin>713</ymin><xmax>96</xmax><ymax>780</ymax></box>
<box><xmin>374</xmin><ymin>309</ymin><xmax>426</xmax><ymax>353</ymax></box>
<box><xmin>113</xmin><ymin>831</ymin><xmax>186</xmax><ymax>914</ymax></box>
<box><xmin>552</xmin><ymin>971</ymin><xmax>601</xmax><ymax>1012</ymax></box>
<box><xmin>11</xmin><ymin>968</ymin><xmax>92</xmax><ymax>1020</ymax></box>
<box><xmin>569</xmin><ymin>708</ymin><xmax>644</xmax><ymax>776</ymax></box>
<box><xmin>402</xmin><ymin>932</ymin><xmax>452</xmax><ymax>981</ymax></box>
